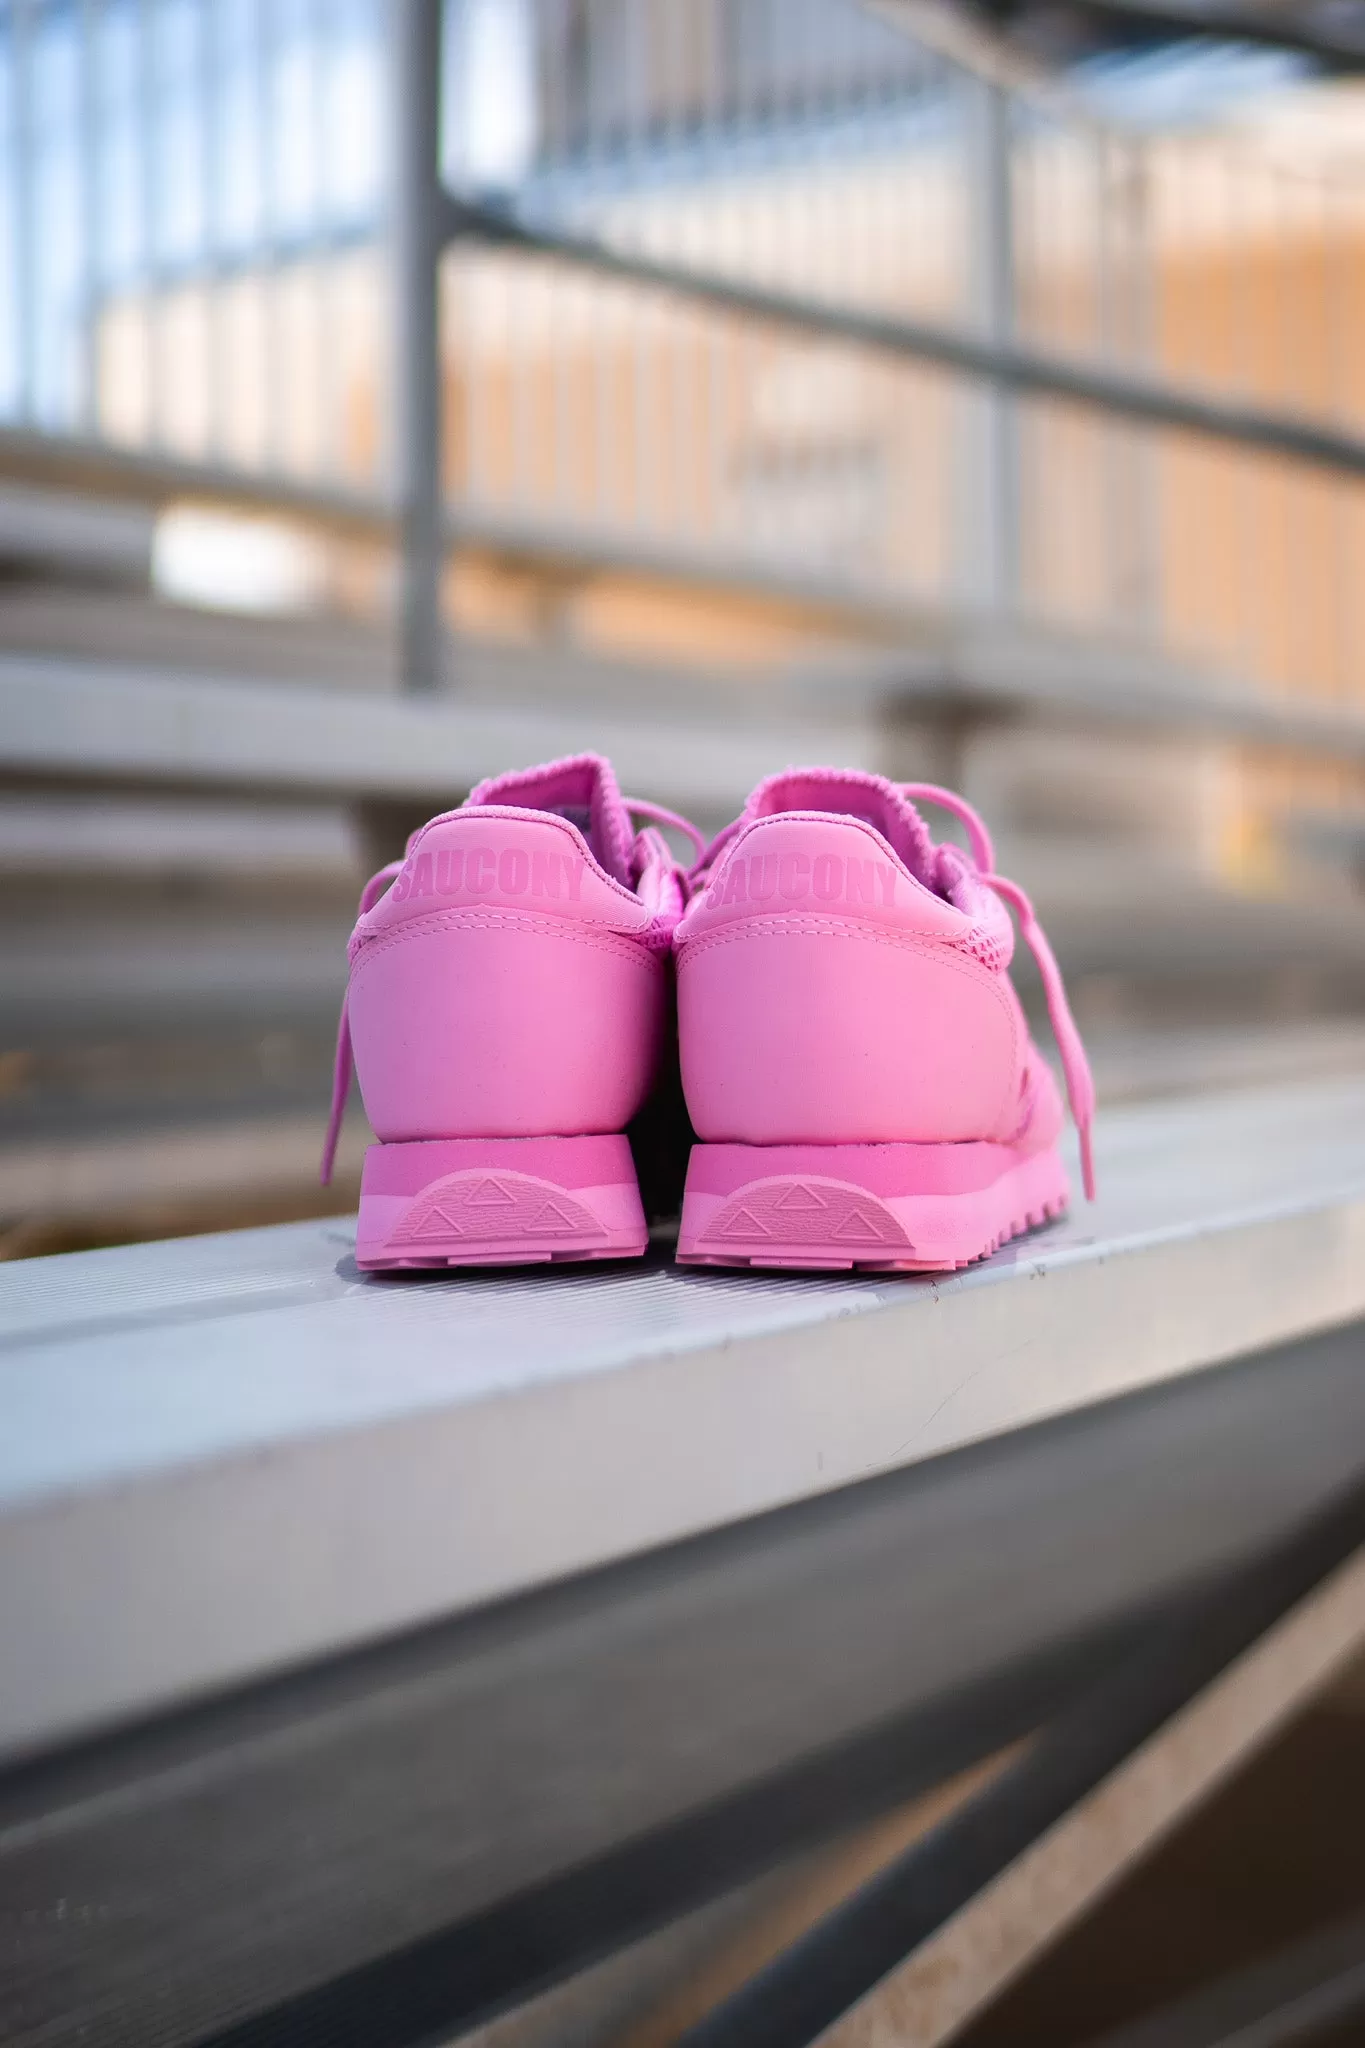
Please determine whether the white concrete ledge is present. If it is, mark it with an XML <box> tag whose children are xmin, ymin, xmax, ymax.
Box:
<box><xmin>2</xmin><ymin>1074</ymin><xmax>1364</xmax><ymax>1761</ymax></box>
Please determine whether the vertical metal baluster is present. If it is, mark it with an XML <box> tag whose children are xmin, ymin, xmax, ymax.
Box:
<box><xmin>777</xmin><ymin>0</ymin><xmax>795</xmax><ymax>298</ymax></box>
<box><xmin>1063</xmin><ymin>127</ymin><xmax>1082</xmax><ymax>621</ymax></box>
<box><xmin>1094</xmin><ymin>127</ymin><xmax>1111</xmax><ymax>627</ymax></box>
<box><xmin>455</xmin><ymin>0</ymin><xmax>481</xmax><ymax>520</ymax></box>
<box><xmin>10</xmin><ymin>0</ymin><xmax>37</xmax><ymax>423</ymax></box>
<box><xmin>464</xmin><ymin>254</ymin><xmax>486</xmax><ymax>519</ymax></box>
<box><xmin>1087</xmin><ymin>126</ymin><xmax>1104</xmax><ymax>627</ymax></box>
<box><xmin>625</xmin><ymin>0</ymin><xmax>648</xmax><ymax>531</ymax></box>
<box><xmin>552</xmin><ymin>259</ymin><xmax>570</xmax><ymax>513</ymax></box>
<box><xmin>628</xmin><ymin>0</ymin><xmax>653</xmax><ymax>532</ymax></box>
<box><xmin>310</xmin><ymin>0</ymin><xmax>331</xmax><ymax>478</ymax></box>
<box><xmin>489</xmin><ymin>253</ymin><xmax>508</xmax><ymax>519</ymax></box>
<box><xmin>583</xmin><ymin>0</ymin><xmax>599</xmax><ymax>158</ymax></box>
<box><xmin>1325</xmin><ymin>174</ymin><xmax>1356</xmax><ymax>717</ymax></box>
<box><xmin>1305</xmin><ymin>168</ymin><xmax>1327</xmax><ymax>711</ymax></box>
<box><xmin>1097</xmin><ymin>130</ymin><xmax>1114</xmax><ymax>630</ymax></box>
<box><xmin>592</xmin><ymin>260</ymin><xmax>612</xmax><ymax>524</ymax></box>
<box><xmin>906</xmin><ymin>139</ymin><xmax>926</xmax><ymax>599</ymax></box>
<box><xmin>1027</xmin><ymin>120</ymin><xmax>1047</xmax><ymax>615</ymax></box>
<box><xmin>255</xmin><ymin>0</ymin><xmax>279</xmax><ymax>470</ymax></box>
<box><xmin>510</xmin><ymin>251</ymin><xmax>530</xmax><ymax>508</ymax></box>
<box><xmin>794</xmin><ymin>0</ymin><xmax>817</xmax><ymax>580</ymax></box>
<box><xmin>827</xmin><ymin>0</ymin><xmax>845</xmax><ymax>306</ymax></box>
<box><xmin>705</xmin><ymin>277</ymin><xmax>726</xmax><ymax>554</ymax></box>
<box><xmin>665</xmin><ymin>294</ymin><xmax>684</xmax><ymax>541</ymax></box>
<box><xmin>859</xmin><ymin>135</ymin><xmax>877</xmax><ymax>320</ymax></box>
<box><xmin>960</xmin><ymin>71</ymin><xmax>1017</xmax><ymax>616</ymax></box>
<box><xmin>908</xmin><ymin>145</ymin><xmax>927</xmax><ymax>595</ymax></box>
<box><xmin>199</xmin><ymin>0</ymin><xmax>224</xmax><ymax>460</ymax></box>
<box><xmin>533</xmin><ymin>0</ymin><xmax>556</xmax><ymax>518</ymax></box>
<box><xmin>1225</xmin><ymin>145</ymin><xmax>1249</xmax><ymax>680</ymax></box>
<box><xmin>1146</xmin><ymin>133</ymin><xmax>1171</xmax><ymax>652</ymax></box>
<box><xmin>634</xmin><ymin>285</ymin><xmax>653</xmax><ymax>533</ymax></box>
<box><xmin>77</xmin><ymin>0</ymin><xmax>102</xmax><ymax>434</ymax></box>
<box><xmin>1009</xmin><ymin>107</ymin><xmax>1030</xmax><ymax>611</ymax></box>
<box><xmin>541</xmin><ymin>0</ymin><xmax>561</xmax><ymax>176</ymax></box>
<box><xmin>675</xmin><ymin>163</ymin><xmax>693</xmax><ymax>543</ymax></box>
<box><xmin>1254</xmin><ymin>153</ymin><xmax>1282</xmax><ymax>689</ymax></box>
<box><xmin>1253</xmin><ymin>152</ymin><xmax>1278</xmax><ymax>690</ymax></box>
<box><xmin>691</xmin><ymin>9</ymin><xmax>712</xmax><ymax>545</ymax></box>
<box><xmin>1121</xmin><ymin>140</ymin><xmax>1154</xmax><ymax>634</ymax></box>
<box><xmin>1041</xmin><ymin>119</ymin><xmax>1059</xmax><ymax>617</ymax></box>
<box><xmin>658</xmin><ymin>0</ymin><xmax>681</xmax><ymax>532</ymax></box>
<box><xmin>685</xmin><ymin>301</ymin><xmax>704</xmax><ymax>547</ymax></box>
<box><xmin>731</xmin><ymin>308</ymin><xmax>753</xmax><ymax>565</ymax></box>
<box><xmin>1129</xmin><ymin>136</ymin><xmax>1159</xmax><ymax>638</ymax></box>
<box><xmin>137</xmin><ymin>0</ymin><xmax>160</xmax><ymax>446</ymax></box>
<box><xmin>389</xmin><ymin>0</ymin><xmax>446</xmax><ymax>690</ymax></box>
<box><xmin>827</xmin><ymin>5</ymin><xmax>848</xmax><ymax>573</ymax></box>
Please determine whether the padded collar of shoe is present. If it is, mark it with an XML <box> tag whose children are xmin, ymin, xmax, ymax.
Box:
<box><xmin>468</xmin><ymin>753</ymin><xmax>635</xmax><ymax>888</ymax></box>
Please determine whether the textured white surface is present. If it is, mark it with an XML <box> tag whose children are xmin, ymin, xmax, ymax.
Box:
<box><xmin>2</xmin><ymin>1075</ymin><xmax>1364</xmax><ymax>1758</ymax></box>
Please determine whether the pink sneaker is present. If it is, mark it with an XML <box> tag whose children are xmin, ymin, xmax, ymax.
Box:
<box><xmin>673</xmin><ymin>769</ymin><xmax>1095</xmax><ymax>1272</ymax></box>
<box><xmin>321</xmin><ymin>755</ymin><xmax>699</xmax><ymax>1270</ymax></box>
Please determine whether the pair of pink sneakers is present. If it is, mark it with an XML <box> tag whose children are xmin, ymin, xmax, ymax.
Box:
<box><xmin>321</xmin><ymin>754</ymin><xmax>1095</xmax><ymax>1273</ymax></box>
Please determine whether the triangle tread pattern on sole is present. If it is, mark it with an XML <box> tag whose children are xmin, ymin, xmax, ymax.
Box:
<box><xmin>700</xmin><ymin>1177</ymin><xmax>911</xmax><ymax>1256</ymax></box>
<box><xmin>685</xmin><ymin>1181</ymin><xmax>1069</xmax><ymax>1273</ymax></box>
<box><xmin>405</xmin><ymin>1204</ymin><xmax>465</xmax><ymax>1241</ymax></box>
<box><xmin>835</xmin><ymin>1207</ymin><xmax>886</xmax><ymax>1242</ymax></box>
<box><xmin>391</xmin><ymin>1170</ymin><xmax>605</xmax><ymax>1250</ymax></box>
<box><xmin>525</xmin><ymin>1199</ymin><xmax>581</xmax><ymax>1235</ymax></box>
<box><xmin>718</xmin><ymin>1206</ymin><xmax>770</xmax><ymax>1240</ymax></box>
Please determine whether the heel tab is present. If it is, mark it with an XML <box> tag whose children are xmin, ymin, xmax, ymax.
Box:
<box><xmin>355</xmin><ymin>809</ymin><xmax>656</xmax><ymax>938</ymax></box>
<box><xmin>681</xmin><ymin>810</ymin><xmax>966</xmax><ymax>939</ymax></box>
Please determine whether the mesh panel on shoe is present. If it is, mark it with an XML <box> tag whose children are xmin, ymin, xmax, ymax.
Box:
<box><xmin>468</xmin><ymin>753</ymin><xmax>636</xmax><ymax>886</ymax></box>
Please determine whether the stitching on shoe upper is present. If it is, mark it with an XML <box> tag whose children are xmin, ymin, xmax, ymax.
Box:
<box><xmin>349</xmin><ymin>907</ymin><xmax>663</xmax><ymax>973</ymax></box>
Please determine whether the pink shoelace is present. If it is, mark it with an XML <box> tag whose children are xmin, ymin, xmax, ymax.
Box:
<box><xmin>620</xmin><ymin>797</ymin><xmax>708</xmax><ymax>864</ymax></box>
<box><xmin>899</xmin><ymin>782</ymin><xmax>1096</xmax><ymax>1200</ymax></box>
<box><xmin>319</xmin><ymin>799</ymin><xmax>706</xmax><ymax>1184</ymax></box>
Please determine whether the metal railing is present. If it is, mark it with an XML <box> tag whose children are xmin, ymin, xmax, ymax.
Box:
<box><xmin>2</xmin><ymin>0</ymin><xmax>1364</xmax><ymax>723</ymax></box>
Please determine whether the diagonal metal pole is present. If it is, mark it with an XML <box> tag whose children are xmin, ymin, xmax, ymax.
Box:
<box><xmin>390</xmin><ymin>0</ymin><xmax>446</xmax><ymax>693</ymax></box>
<box><xmin>441</xmin><ymin>196</ymin><xmax>1365</xmax><ymax>484</ymax></box>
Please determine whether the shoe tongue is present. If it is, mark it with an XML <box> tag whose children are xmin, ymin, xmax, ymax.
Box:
<box><xmin>467</xmin><ymin>753</ymin><xmax>633</xmax><ymax>884</ymax></box>
<box><xmin>747</xmin><ymin>769</ymin><xmax>937</xmax><ymax>888</ymax></box>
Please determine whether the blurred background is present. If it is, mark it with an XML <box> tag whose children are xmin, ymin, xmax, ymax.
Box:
<box><xmin>3</xmin><ymin>0</ymin><xmax>1365</xmax><ymax>1258</ymax></box>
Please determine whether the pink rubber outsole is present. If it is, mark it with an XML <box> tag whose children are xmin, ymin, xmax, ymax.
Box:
<box><xmin>676</xmin><ymin>1141</ymin><xmax>1069</xmax><ymax>1272</ymax></box>
<box><xmin>356</xmin><ymin>1134</ymin><xmax>647</xmax><ymax>1270</ymax></box>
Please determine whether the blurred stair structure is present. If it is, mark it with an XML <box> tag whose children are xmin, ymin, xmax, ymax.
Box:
<box><xmin>5</xmin><ymin>475</ymin><xmax>1365</xmax><ymax>1256</ymax></box>
<box><xmin>4</xmin><ymin>0</ymin><xmax>1365</xmax><ymax>1250</ymax></box>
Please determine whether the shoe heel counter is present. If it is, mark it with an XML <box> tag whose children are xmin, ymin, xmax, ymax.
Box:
<box><xmin>677</xmin><ymin>815</ymin><xmax>1022</xmax><ymax>1145</ymax></box>
<box><xmin>363</xmin><ymin>811</ymin><xmax>652</xmax><ymax>934</ymax></box>
<box><xmin>349</xmin><ymin>813</ymin><xmax>664</xmax><ymax>1142</ymax></box>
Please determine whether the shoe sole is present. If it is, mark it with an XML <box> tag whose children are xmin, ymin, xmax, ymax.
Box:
<box><xmin>676</xmin><ymin>1140</ymin><xmax>1069</xmax><ymax>1272</ymax></box>
<box><xmin>356</xmin><ymin>1134</ymin><xmax>648</xmax><ymax>1270</ymax></box>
